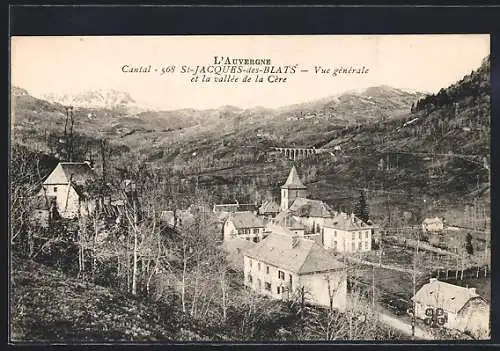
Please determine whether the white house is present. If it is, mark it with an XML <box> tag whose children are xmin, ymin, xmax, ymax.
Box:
<box><xmin>244</xmin><ymin>232</ymin><xmax>347</xmax><ymax>311</ymax></box>
<box><xmin>223</xmin><ymin>211</ymin><xmax>266</xmax><ymax>242</ymax></box>
<box><xmin>412</xmin><ymin>278</ymin><xmax>490</xmax><ymax>339</ymax></box>
<box><xmin>322</xmin><ymin>212</ymin><xmax>376</xmax><ymax>253</ymax></box>
<box><xmin>422</xmin><ymin>217</ymin><xmax>444</xmax><ymax>233</ymax></box>
<box><xmin>39</xmin><ymin>162</ymin><xmax>98</xmax><ymax>219</ymax></box>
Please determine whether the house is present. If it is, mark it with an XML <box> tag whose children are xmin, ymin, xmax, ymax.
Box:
<box><xmin>422</xmin><ymin>217</ymin><xmax>444</xmax><ymax>233</ymax></box>
<box><xmin>243</xmin><ymin>232</ymin><xmax>347</xmax><ymax>311</ymax></box>
<box><xmin>322</xmin><ymin>212</ymin><xmax>376</xmax><ymax>253</ymax></box>
<box><xmin>160</xmin><ymin>209</ymin><xmax>195</xmax><ymax>230</ymax></box>
<box><xmin>213</xmin><ymin>202</ymin><xmax>258</xmax><ymax>222</ymax></box>
<box><xmin>223</xmin><ymin>211</ymin><xmax>266</xmax><ymax>242</ymax></box>
<box><xmin>258</xmin><ymin>199</ymin><xmax>280</xmax><ymax>218</ymax></box>
<box><xmin>221</xmin><ymin>238</ymin><xmax>256</xmax><ymax>272</ymax></box>
<box><xmin>412</xmin><ymin>278</ymin><xmax>490</xmax><ymax>338</ymax></box>
<box><xmin>39</xmin><ymin>162</ymin><xmax>98</xmax><ymax>219</ymax></box>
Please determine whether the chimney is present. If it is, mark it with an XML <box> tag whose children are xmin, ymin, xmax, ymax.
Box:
<box><xmin>291</xmin><ymin>235</ymin><xmax>300</xmax><ymax>248</ymax></box>
<box><xmin>429</xmin><ymin>278</ymin><xmax>438</xmax><ymax>283</ymax></box>
<box><xmin>469</xmin><ymin>287</ymin><xmax>477</xmax><ymax>295</ymax></box>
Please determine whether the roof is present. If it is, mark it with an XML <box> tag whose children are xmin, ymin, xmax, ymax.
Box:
<box><xmin>160</xmin><ymin>209</ymin><xmax>196</xmax><ymax>229</ymax></box>
<box><xmin>244</xmin><ymin>232</ymin><xmax>345</xmax><ymax>274</ymax></box>
<box><xmin>222</xmin><ymin>238</ymin><xmax>256</xmax><ymax>272</ymax></box>
<box><xmin>55</xmin><ymin>162</ymin><xmax>98</xmax><ymax>185</ymax></box>
<box><xmin>274</xmin><ymin>210</ymin><xmax>305</xmax><ymax>230</ymax></box>
<box><xmin>412</xmin><ymin>279</ymin><xmax>484</xmax><ymax>314</ymax></box>
<box><xmin>324</xmin><ymin>212</ymin><xmax>374</xmax><ymax>230</ymax></box>
<box><xmin>214</xmin><ymin>203</ymin><xmax>258</xmax><ymax>213</ymax></box>
<box><xmin>423</xmin><ymin>217</ymin><xmax>443</xmax><ymax>225</ymax></box>
<box><xmin>213</xmin><ymin>203</ymin><xmax>239</xmax><ymax>213</ymax></box>
<box><xmin>288</xmin><ymin>198</ymin><xmax>335</xmax><ymax>218</ymax></box>
<box><xmin>259</xmin><ymin>200</ymin><xmax>280</xmax><ymax>214</ymax></box>
<box><xmin>227</xmin><ymin>211</ymin><xmax>265</xmax><ymax>229</ymax></box>
<box><xmin>238</xmin><ymin>203</ymin><xmax>259</xmax><ymax>212</ymax></box>
<box><xmin>281</xmin><ymin>166</ymin><xmax>307</xmax><ymax>189</ymax></box>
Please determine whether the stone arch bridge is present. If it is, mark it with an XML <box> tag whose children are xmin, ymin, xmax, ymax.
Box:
<box><xmin>271</xmin><ymin>147</ymin><xmax>331</xmax><ymax>161</ymax></box>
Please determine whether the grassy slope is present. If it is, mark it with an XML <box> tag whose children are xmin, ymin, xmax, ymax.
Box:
<box><xmin>10</xmin><ymin>255</ymin><xmax>222</xmax><ymax>342</ymax></box>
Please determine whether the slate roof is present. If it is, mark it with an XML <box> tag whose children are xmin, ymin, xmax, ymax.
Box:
<box><xmin>244</xmin><ymin>232</ymin><xmax>344</xmax><ymax>274</ymax></box>
<box><xmin>281</xmin><ymin>166</ymin><xmax>307</xmax><ymax>189</ymax></box>
<box><xmin>222</xmin><ymin>238</ymin><xmax>256</xmax><ymax>272</ymax></box>
<box><xmin>59</xmin><ymin>162</ymin><xmax>97</xmax><ymax>185</ymax></box>
<box><xmin>214</xmin><ymin>203</ymin><xmax>258</xmax><ymax>213</ymax></box>
<box><xmin>324</xmin><ymin>212</ymin><xmax>374</xmax><ymax>230</ymax></box>
<box><xmin>412</xmin><ymin>279</ymin><xmax>484</xmax><ymax>314</ymax></box>
<box><xmin>259</xmin><ymin>200</ymin><xmax>280</xmax><ymax>214</ymax></box>
<box><xmin>227</xmin><ymin>211</ymin><xmax>265</xmax><ymax>229</ymax></box>
<box><xmin>274</xmin><ymin>210</ymin><xmax>305</xmax><ymax>230</ymax></box>
<box><xmin>288</xmin><ymin>198</ymin><xmax>335</xmax><ymax>218</ymax></box>
<box><xmin>213</xmin><ymin>204</ymin><xmax>239</xmax><ymax>213</ymax></box>
<box><xmin>423</xmin><ymin>217</ymin><xmax>443</xmax><ymax>225</ymax></box>
<box><xmin>238</xmin><ymin>203</ymin><xmax>259</xmax><ymax>212</ymax></box>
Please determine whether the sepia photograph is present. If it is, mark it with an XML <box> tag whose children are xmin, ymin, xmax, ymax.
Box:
<box><xmin>9</xmin><ymin>34</ymin><xmax>491</xmax><ymax>343</ymax></box>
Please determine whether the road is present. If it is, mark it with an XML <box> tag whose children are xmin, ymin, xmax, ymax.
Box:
<box><xmin>378</xmin><ymin>312</ymin><xmax>434</xmax><ymax>340</ymax></box>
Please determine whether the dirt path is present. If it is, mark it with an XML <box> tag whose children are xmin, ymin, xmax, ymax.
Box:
<box><xmin>377</xmin><ymin>312</ymin><xmax>434</xmax><ymax>340</ymax></box>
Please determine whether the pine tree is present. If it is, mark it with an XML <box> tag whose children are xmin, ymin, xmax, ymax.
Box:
<box><xmin>465</xmin><ymin>233</ymin><xmax>474</xmax><ymax>256</ymax></box>
<box><xmin>354</xmin><ymin>190</ymin><xmax>369</xmax><ymax>223</ymax></box>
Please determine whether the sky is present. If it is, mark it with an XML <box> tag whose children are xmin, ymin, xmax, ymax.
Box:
<box><xmin>11</xmin><ymin>35</ymin><xmax>489</xmax><ymax>110</ymax></box>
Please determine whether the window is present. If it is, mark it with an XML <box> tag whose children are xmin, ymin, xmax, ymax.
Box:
<box><xmin>265</xmin><ymin>282</ymin><xmax>272</xmax><ymax>291</ymax></box>
<box><xmin>277</xmin><ymin>286</ymin><xmax>281</xmax><ymax>294</ymax></box>
<box><xmin>333</xmin><ymin>241</ymin><xmax>337</xmax><ymax>249</ymax></box>
<box><xmin>334</xmin><ymin>230</ymin><xmax>337</xmax><ymax>237</ymax></box>
<box><xmin>289</xmin><ymin>274</ymin><xmax>293</xmax><ymax>286</ymax></box>
<box><xmin>253</xmin><ymin>228</ymin><xmax>259</xmax><ymax>234</ymax></box>
<box><xmin>359</xmin><ymin>232</ymin><xmax>362</xmax><ymax>239</ymax></box>
<box><xmin>281</xmin><ymin>286</ymin><xmax>286</xmax><ymax>293</ymax></box>
<box><xmin>249</xmin><ymin>259</ymin><xmax>252</xmax><ymax>268</ymax></box>
<box><xmin>358</xmin><ymin>242</ymin><xmax>362</xmax><ymax>250</ymax></box>
<box><xmin>352</xmin><ymin>232</ymin><xmax>355</xmax><ymax>240</ymax></box>
<box><xmin>248</xmin><ymin>274</ymin><xmax>253</xmax><ymax>283</ymax></box>
<box><xmin>266</xmin><ymin>266</ymin><xmax>270</xmax><ymax>274</ymax></box>
<box><xmin>316</xmin><ymin>224</ymin><xmax>320</xmax><ymax>233</ymax></box>
<box><xmin>238</xmin><ymin>229</ymin><xmax>243</xmax><ymax>235</ymax></box>
<box><xmin>365</xmin><ymin>231</ymin><xmax>369</xmax><ymax>238</ymax></box>
<box><xmin>253</xmin><ymin>237</ymin><xmax>259</xmax><ymax>243</ymax></box>
<box><xmin>278</xmin><ymin>270</ymin><xmax>285</xmax><ymax>280</ymax></box>
<box><xmin>364</xmin><ymin>241</ymin><xmax>368</xmax><ymax>249</ymax></box>
<box><xmin>258</xmin><ymin>262</ymin><xmax>261</xmax><ymax>271</ymax></box>
<box><xmin>53</xmin><ymin>186</ymin><xmax>57</xmax><ymax>192</ymax></box>
<box><xmin>352</xmin><ymin>242</ymin><xmax>356</xmax><ymax>251</ymax></box>
<box><xmin>257</xmin><ymin>279</ymin><xmax>261</xmax><ymax>290</ymax></box>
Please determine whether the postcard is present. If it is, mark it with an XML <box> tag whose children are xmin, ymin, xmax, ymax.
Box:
<box><xmin>9</xmin><ymin>34</ymin><xmax>491</xmax><ymax>342</ymax></box>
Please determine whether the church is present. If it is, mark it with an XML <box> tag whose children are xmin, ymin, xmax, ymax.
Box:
<box><xmin>275</xmin><ymin>165</ymin><xmax>375</xmax><ymax>253</ymax></box>
<box><xmin>277</xmin><ymin>165</ymin><xmax>336</xmax><ymax>235</ymax></box>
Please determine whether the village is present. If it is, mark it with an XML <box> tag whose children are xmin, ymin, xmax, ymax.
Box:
<box><xmin>33</xmin><ymin>158</ymin><xmax>491</xmax><ymax>340</ymax></box>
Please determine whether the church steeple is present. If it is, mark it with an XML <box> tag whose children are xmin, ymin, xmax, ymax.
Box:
<box><xmin>280</xmin><ymin>165</ymin><xmax>307</xmax><ymax>211</ymax></box>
